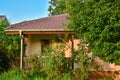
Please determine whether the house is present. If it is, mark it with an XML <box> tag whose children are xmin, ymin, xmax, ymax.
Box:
<box><xmin>5</xmin><ymin>14</ymin><xmax>80</xmax><ymax>69</ymax></box>
<box><xmin>5</xmin><ymin>13</ymin><xmax>120</xmax><ymax>79</ymax></box>
<box><xmin>0</xmin><ymin>15</ymin><xmax>8</xmax><ymax>21</ymax></box>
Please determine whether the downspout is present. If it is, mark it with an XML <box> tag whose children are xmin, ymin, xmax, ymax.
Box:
<box><xmin>19</xmin><ymin>30</ymin><xmax>23</xmax><ymax>69</ymax></box>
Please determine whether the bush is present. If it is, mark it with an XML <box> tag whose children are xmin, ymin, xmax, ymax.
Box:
<box><xmin>24</xmin><ymin>54</ymin><xmax>44</xmax><ymax>78</ymax></box>
<box><xmin>24</xmin><ymin>43</ymin><xmax>89</xmax><ymax>80</ymax></box>
<box><xmin>40</xmin><ymin>44</ymin><xmax>72</xmax><ymax>79</ymax></box>
<box><xmin>71</xmin><ymin>44</ymin><xmax>89</xmax><ymax>80</ymax></box>
<box><xmin>0</xmin><ymin>45</ymin><xmax>10</xmax><ymax>73</ymax></box>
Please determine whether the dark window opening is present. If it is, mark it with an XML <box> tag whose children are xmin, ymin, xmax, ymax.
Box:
<box><xmin>41</xmin><ymin>39</ymin><xmax>50</xmax><ymax>53</ymax></box>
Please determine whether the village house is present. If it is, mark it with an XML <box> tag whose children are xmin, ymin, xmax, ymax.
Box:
<box><xmin>5</xmin><ymin>14</ymin><xmax>80</xmax><ymax>69</ymax></box>
<box><xmin>0</xmin><ymin>15</ymin><xmax>8</xmax><ymax>21</ymax></box>
<box><xmin>5</xmin><ymin>14</ymin><xmax>120</xmax><ymax>79</ymax></box>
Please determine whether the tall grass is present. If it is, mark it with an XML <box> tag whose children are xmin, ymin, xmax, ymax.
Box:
<box><xmin>0</xmin><ymin>69</ymin><xmax>24</xmax><ymax>80</ymax></box>
<box><xmin>0</xmin><ymin>69</ymin><xmax>50</xmax><ymax>80</ymax></box>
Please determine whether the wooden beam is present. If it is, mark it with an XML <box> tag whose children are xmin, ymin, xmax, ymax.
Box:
<box><xmin>5</xmin><ymin>31</ymin><xmax>19</xmax><ymax>34</ymax></box>
<box><xmin>5</xmin><ymin>31</ymin><xmax>74</xmax><ymax>35</ymax></box>
<box><xmin>23</xmin><ymin>31</ymin><xmax>74</xmax><ymax>35</ymax></box>
<box><xmin>71</xmin><ymin>34</ymin><xmax>74</xmax><ymax>50</ymax></box>
<box><xmin>71</xmin><ymin>34</ymin><xmax>74</xmax><ymax>69</ymax></box>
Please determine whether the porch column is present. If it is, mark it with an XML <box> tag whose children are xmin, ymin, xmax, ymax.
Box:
<box><xmin>19</xmin><ymin>31</ymin><xmax>24</xmax><ymax>69</ymax></box>
<box><xmin>71</xmin><ymin>34</ymin><xmax>74</xmax><ymax>69</ymax></box>
<box><xmin>71</xmin><ymin>34</ymin><xmax>74</xmax><ymax>50</ymax></box>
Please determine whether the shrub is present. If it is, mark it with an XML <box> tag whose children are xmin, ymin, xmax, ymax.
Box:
<box><xmin>24</xmin><ymin>42</ymin><xmax>89</xmax><ymax>80</ymax></box>
<box><xmin>71</xmin><ymin>44</ymin><xmax>89</xmax><ymax>80</ymax></box>
<box><xmin>24</xmin><ymin>54</ymin><xmax>43</xmax><ymax>78</ymax></box>
<box><xmin>35</xmin><ymin>43</ymin><xmax>71</xmax><ymax>79</ymax></box>
<box><xmin>0</xmin><ymin>51</ymin><xmax>10</xmax><ymax>73</ymax></box>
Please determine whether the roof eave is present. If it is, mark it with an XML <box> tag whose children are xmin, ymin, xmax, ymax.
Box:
<box><xmin>5</xmin><ymin>29</ymin><xmax>74</xmax><ymax>35</ymax></box>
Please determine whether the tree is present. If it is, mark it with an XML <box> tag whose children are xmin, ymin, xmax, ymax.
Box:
<box><xmin>0</xmin><ymin>20</ymin><xmax>10</xmax><ymax>72</ymax></box>
<box><xmin>48</xmin><ymin>0</ymin><xmax>67</xmax><ymax>16</ymax></box>
<box><xmin>66</xmin><ymin>0</ymin><xmax>120</xmax><ymax>64</ymax></box>
<box><xmin>0</xmin><ymin>20</ymin><xmax>20</xmax><ymax>72</ymax></box>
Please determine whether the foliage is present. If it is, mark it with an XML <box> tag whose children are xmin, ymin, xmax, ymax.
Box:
<box><xmin>0</xmin><ymin>68</ymin><xmax>50</xmax><ymax>80</ymax></box>
<box><xmin>66</xmin><ymin>0</ymin><xmax>120</xmax><ymax>64</ymax></box>
<box><xmin>24</xmin><ymin>43</ymin><xmax>72</xmax><ymax>79</ymax></box>
<box><xmin>0</xmin><ymin>68</ymin><xmax>24</xmax><ymax>80</ymax></box>
<box><xmin>2</xmin><ymin>42</ymin><xmax>114</xmax><ymax>80</ymax></box>
<box><xmin>24</xmin><ymin>43</ymin><xmax>89</xmax><ymax>80</ymax></box>
<box><xmin>48</xmin><ymin>0</ymin><xmax>120</xmax><ymax>64</ymax></box>
<box><xmin>0</xmin><ymin>20</ymin><xmax>20</xmax><ymax>72</ymax></box>
<box><xmin>0</xmin><ymin>51</ymin><xmax>10</xmax><ymax>73</ymax></box>
<box><xmin>24</xmin><ymin>54</ymin><xmax>43</xmax><ymax>77</ymax></box>
<box><xmin>48</xmin><ymin>0</ymin><xmax>67</xmax><ymax>16</ymax></box>
<box><xmin>41</xmin><ymin>44</ymin><xmax>72</xmax><ymax>79</ymax></box>
<box><xmin>0</xmin><ymin>21</ymin><xmax>10</xmax><ymax>72</ymax></box>
<box><xmin>72</xmin><ymin>50</ymin><xmax>89</xmax><ymax>80</ymax></box>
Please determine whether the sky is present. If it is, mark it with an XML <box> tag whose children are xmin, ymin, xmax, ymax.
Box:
<box><xmin>0</xmin><ymin>0</ymin><xmax>50</xmax><ymax>24</ymax></box>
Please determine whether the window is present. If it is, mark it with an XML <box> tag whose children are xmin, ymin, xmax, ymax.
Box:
<box><xmin>41</xmin><ymin>39</ymin><xmax>50</xmax><ymax>53</ymax></box>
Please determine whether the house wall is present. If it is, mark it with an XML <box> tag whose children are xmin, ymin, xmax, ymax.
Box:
<box><xmin>25</xmin><ymin>34</ymin><xmax>81</xmax><ymax>57</ymax></box>
<box><xmin>64</xmin><ymin>39</ymin><xmax>80</xmax><ymax>57</ymax></box>
<box><xmin>25</xmin><ymin>35</ymin><xmax>120</xmax><ymax>72</ymax></box>
<box><xmin>25</xmin><ymin>34</ymin><xmax>57</xmax><ymax>56</ymax></box>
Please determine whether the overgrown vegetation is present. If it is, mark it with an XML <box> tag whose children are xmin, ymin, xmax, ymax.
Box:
<box><xmin>0</xmin><ymin>20</ymin><xmax>20</xmax><ymax>73</ymax></box>
<box><xmin>0</xmin><ymin>0</ymin><xmax>119</xmax><ymax>80</ymax></box>
<box><xmin>66</xmin><ymin>0</ymin><xmax>120</xmax><ymax>65</ymax></box>
<box><xmin>48</xmin><ymin>0</ymin><xmax>120</xmax><ymax>79</ymax></box>
<box><xmin>48</xmin><ymin>0</ymin><xmax>66</xmax><ymax>16</ymax></box>
<box><xmin>24</xmin><ymin>43</ymin><xmax>89</xmax><ymax>80</ymax></box>
<box><xmin>0</xmin><ymin>68</ymin><xmax>51</xmax><ymax>80</ymax></box>
<box><xmin>49</xmin><ymin>0</ymin><xmax>120</xmax><ymax>65</ymax></box>
<box><xmin>0</xmin><ymin>69</ymin><xmax>24</xmax><ymax>80</ymax></box>
<box><xmin>0</xmin><ymin>43</ymin><xmax>115</xmax><ymax>80</ymax></box>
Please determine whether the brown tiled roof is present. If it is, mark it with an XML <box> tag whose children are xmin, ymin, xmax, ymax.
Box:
<box><xmin>6</xmin><ymin>14</ymin><xmax>68</xmax><ymax>31</ymax></box>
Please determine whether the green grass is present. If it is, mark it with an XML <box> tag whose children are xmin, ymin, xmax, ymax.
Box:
<box><xmin>0</xmin><ymin>68</ymin><xmax>114</xmax><ymax>80</ymax></box>
<box><xmin>0</xmin><ymin>69</ymin><xmax>72</xmax><ymax>80</ymax></box>
<box><xmin>0</xmin><ymin>69</ymin><xmax>50</xmax><ymax>80</ymax></box>
<box><xmin>0</xmin><ymin>69</ymin><xmax>24</xmax><ymax>80</ymax></box>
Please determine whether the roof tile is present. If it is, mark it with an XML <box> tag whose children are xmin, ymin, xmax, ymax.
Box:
<box><xmin>6</xmin><ymin>14</ymin><xmax>68</xmax><ymax>31</ymax></box>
